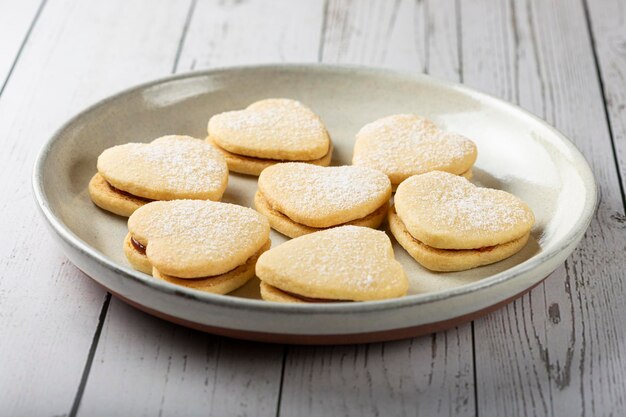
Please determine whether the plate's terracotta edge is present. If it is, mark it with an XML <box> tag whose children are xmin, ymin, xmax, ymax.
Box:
<box><xmin>106</xmin><ymin>279</ymin><xmax>545</xmax><ymax>345</ymax></box>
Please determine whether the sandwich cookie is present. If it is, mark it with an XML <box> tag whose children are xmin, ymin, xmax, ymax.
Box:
<box><xmin>352</xmin><ymin>114</ymin><xmax>477</xmax><ymax>186</ymax></box>
<box><xmin>207</xmin><ymin>99</ymin><xmax>333</xmax><ymax>175</ymax></box>
<box><xmin>256</xmin><ymin>225</ymin><xmax>408</xmax><ymax>303</ymax></box>
<box><xmin>255</xmin><ymin>163</ymin><xmax>392</xmax><ymax>238</ymax></box>
<box><xmin>389</xmin><ymin>171</ymin><xmax>535</xmax><ymax>271</ymax></box>
<box><xmin>90</xmin><ymin>135</ymin><xmax>228</xmax><ymax>217</ymax></box>
<box><xmin>124</xmin><ymin>200</ymin><xmax>270</xmax><ymax>294</ymax></box>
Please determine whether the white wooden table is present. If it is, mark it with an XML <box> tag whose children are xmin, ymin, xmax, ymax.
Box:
<box><xmin>1</xmin><ymin>0</ymin><xmax>625</xmax><ymax>415</ymax></box>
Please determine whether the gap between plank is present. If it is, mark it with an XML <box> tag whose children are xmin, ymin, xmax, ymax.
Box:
<box><xmin>68</xmin><ymin>2</ymin><xmax>199</xmax><ymax>413</ymax></box>
<box><xmin>172</xmin><ymin>0</ymin><xmax>198</xmax><ymax>74</ymax></box>
<box><xmin>455</xmin><ymin>2</ymin><xmax>478</xmax><ymax>415</ymax></box>
<box><xmin>68</xmin><ymin>292</ymin><xmax>112</xmax><ymax>417</ymax></box>
<box><xmin>581</xmin><ymin>0</ymin><xmax>626</xmax><ymax>211</ymax></box>
<box><xmin>471</xmin><ymin>321</ymin><xmax>479</xmax><ymax>417</ymax></box>
<box><xmin>274</xmin><ymin>4</ymin><xmax>332</xmax><ymax>414</ymax></box>
<box><xmin>274</xmin><ymin>346</ymin><xmax>288</xmax><ymax>417</ymax></box>
<box><xmin>317</xmin><ymin>0</ymin><xmax>330</xmax><ymax>62</ymax></box>
<box><xmin>455</xmin><ymin>0</ymin><xmax>464</xmax><ymax>84</ymax></box>
<box><xmin>0</xmin><ymin>0</ymin><xmax>48</xmax><ymax>99</ymax></box>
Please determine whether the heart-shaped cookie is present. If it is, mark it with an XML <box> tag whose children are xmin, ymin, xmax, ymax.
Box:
<box><xmin>352</xmin><ymin>114</ymin><xmax>477</xmax><ymax>185</ymax></box>
<box><xmin>206</xmin><ymin>136</ymin><xmax>333</xmax><ymax>176</ymax></box>
<box><xmin>126</xmin><ymin>200</ymin><xmax>270</xmax><ymax>279</ymax></box>
<box><xmin>208</xmin><ymin>98</ymin><xmax>331</xmax><ymax>161</ymax></box>
<box><xmin>394</xmin><ymin>171</ymin><xmax>534</xmax><ymax>250</ymax></box>
<box><xmin>256</xmin><ymin>163</ymin><xmax>391</xmax><ymax>235</ymax></box>
<box><xmin>256</xmin><ymin>226</ymin><xmax>408</xmax><ymax>302</ymax></box>
<box><xmin>96</xmin><ymin>135</ymin><xmax>228</xmax><ymax>201</ymax></box>
<box><xmin>388</xmin><ymin>205</ymin><xmax>530</xmax><ymax>272</ymax></box>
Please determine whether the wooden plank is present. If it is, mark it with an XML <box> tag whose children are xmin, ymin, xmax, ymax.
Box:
<box><xmin>77</xmin><ymin>1</ymin><xmax>325</xmax><ymax>416</ymax></box>
<box><xmin>586</xmin><ymin>0</ymin><xmax>626</xmax><ymax>198</ymax></box>
<box><xmin>279</xmin><ymin>2</ymin><xmax>476</xmax><ymax>416</ymax></box>
<box><xmin>461</xmin><ymin>0</ymin><xmax>626</xmax><ymax>415</ymax></box>
<box><xmin>0</xmin><ymin>0</ymin><xmax>193</xmax><ymax>415</ymax></box>
<box><xmin>78</xmin><ymin>301</ymin><xmax>285</xmax><ymax>417</ymax></box>
<box><xmin>175</xmin><ymin>0</ymin><xmax>324</xmax><ymax>71</ymax></box>
<box><xmin>459</xmin><ymin>3</ymin><xmax>554</xmax><ymax>415</ymax></box>
<box><xmin>0</xmin><ymin>0</ymin><xmax>43</xmax><ymax>92</ymax></box>
<box><xmin>321</xmin><ymin>0</ymin><xmax>426</xmax><ymax>72</ymax></box>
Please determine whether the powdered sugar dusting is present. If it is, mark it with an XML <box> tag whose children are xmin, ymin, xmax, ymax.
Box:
<box><xmin>99</xmin><ymin>136</ymin><xmax>227</xmax><ymax>197</ymax></box>
<box><xmin>209</xmin><ymin>99</ymin><xmax>328</xmax><ymax>153</ymax></box>
<box><xmin>259</xmin><ymin>226</ymin><xmax>407</xmax><ymax>298</ymax></box>
<box><xmin>258</xmin><ymin>163</ymin><xmax>391</xmax><ymax>222</ymax></box>
<box><xmin>284</xmin><ymin>233</ymin><xmax>390</xmax><ymax>289</ymax></box>
<box><xmin>353</xmin><ymin>114</ymin><xmax>476</xmax><ymax>176</ymax></box>
<box><xmin>357</xmin><ymin>114</ymin><xmax>439</xmax><ymax>138</ymax></box>
<box><xmin>397</xmin><ymin>171</ymin><xmax>534</xmax><ymax>234</ymax></box>
<box><xmin>129</xmin><ymin>200</ymin><xmax>269</xmax><ymax>271</ymax></box>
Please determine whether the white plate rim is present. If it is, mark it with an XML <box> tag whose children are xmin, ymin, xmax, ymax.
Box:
<box><xmin>32</xmin><ymin>63</ymin><xmax>598</xmax><ymax>314</ymax></box>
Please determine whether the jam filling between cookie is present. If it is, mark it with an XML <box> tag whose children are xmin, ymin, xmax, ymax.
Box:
<box><xmin>106</xmin><ymin>179</ymin><xmax>153</xmax><ymax>203</ymax></box>
<box><xmin>154</xmin><ymin>241</ymin><xmax>269</xmax><ymax>282</ymax></box>
<box><xmin>393</xmin><ymin>207</ymin><xmax>501</xmax><ymax>253</ymax></box>
<box><xmin>262</xmin><ymin>192</ymin><xmax>384</xmax><ymax>229</ymax></box>
<box><xmin>406</xmin><ymin>229</ymin><xmax>498</xmax><ymax>252</ymax></box>
<box><xmin>160</xmin><ymin>259</ymin><xmax>248</xmax><ymax>281</ymax></box>
<box><xmin>130</xmin><ymin>237</ymin><xmax>147</xmax><ymax>255</ymax></box>
<box><xmin>277</xmin><ymin>287</ymin><xmax>351</xmax><ymax>303</ymax></box>
<box><xmin>211</xmin><ymin>137</ymin><xmax>332</xmax><ymax>163</ymax></box>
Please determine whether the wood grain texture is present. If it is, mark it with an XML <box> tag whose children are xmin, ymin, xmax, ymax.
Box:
<box><xmin>0</xmin><ymin>0</ymin><xmax>624</xmax><ymax>415</ymax></box>
<box><xmin>586</xmin><ymin>0</ymin><xmax>626</xmax><ymax>201</ymax></box>
<box><xmin>282</xmin><ymin>333</ymin><xmax>474</xmax><ymax>417</ymax></box>
<box><xmin>461</xmin><ymin>0</ymin><xmax>626</xmax><ymax>415</ymax></box>
<box><xmin>176</xmin><ymin>0</ymin><xmax>324</xmax><ymax>71</ymax></box>
<box><xmin>321</xmin><ymin>0</ymin><xmax>426</xmax><ymax>71</ymax></box>
<box><xmin>0</xmin><ymin>0</ymin><xmax>43</xmax><ymax>92</ymax></box>
<box><xmin>0</xmin><ymin>0</ymin><xmax>192</xmax><ymax>415</ymax></box>
<box><xmin>78</xmin><ymin>301</ymin><xmax>285</xmax><ymax>417</ymax></box>
<box><xmin>76</xmin><ymin>1</ymin><xmax>325</xmax><ymax>416</ymax></box>
<box><xmin>279</xmin><ymin>2</ymin><xmax>475</xmax><ymax>416</ymax></box>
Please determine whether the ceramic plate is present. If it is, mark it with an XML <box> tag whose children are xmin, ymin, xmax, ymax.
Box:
<box><xmin>33</xmin><ymin>64</ymin><xmax>596</xmax><ymax>344</ymax></box>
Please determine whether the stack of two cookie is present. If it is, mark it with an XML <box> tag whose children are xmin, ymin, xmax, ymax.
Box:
<box><xmin>257</xmin><ymin>225</ymin><xmax>408</xmax><ymax>303</ymax></box>
<box><xmin>388</xmin><ymin>171</ymin><xmax>535</xmax><ymax>271</ymax></box>
<box><xmin>254</xmin><ymin>163</ymin><xmax>392</xmax><ymax>238</ymax></box>
<box><xmin>89</xmin><ymin>135</ymin><xmax>229</xmax><ymax>216</ymax></box>
<box><xmin>352</xmin><ymin>114</ymin><xmax>478</xmax><ymax>187</ymax></box>
<box><xmin>125</xmin><ymin>200</ymin><xmax>271</xmax><ymax>294</ymax></box>
<box><xmin>207</xmin><ymin>99</ymin><xmax>333</xmax><ymax>175</ymax></box>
